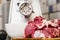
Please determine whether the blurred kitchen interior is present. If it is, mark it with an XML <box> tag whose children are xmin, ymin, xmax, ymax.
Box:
<box><xmin>0</xmin><ymin>0</ymin><xmax>60</xmax><ymax>39</ymax></box>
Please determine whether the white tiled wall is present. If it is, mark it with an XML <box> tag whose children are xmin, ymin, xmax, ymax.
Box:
<box><xmin>57</xmin><ymin>3</ymin><xmax>60</xmax><ymax>11</ymax></box>
<box><xmin>53</xmin><ymin>4</ymin><xmax>57</xmax><ymax>12</ymax></box>
<box><xmin>47</xmin><ymin>0</ymin><xmax>56</xmax><ymax>6</ymax></box>
<box><xmin>43</xmin><ymin>14</ymin><xmax>49</xmax><ymax>20</ymax></box>
<box><xmin>40</xmin><ymin>0</ymin><xmax>47</xmax><ymax>6</ymax></box>
<box><xmin>41</xmin><ymin>6</ymin><xmax>49</xmax><ymax>14</ymax></box>
<box><xmin>50</xmin><ymin>12</ymin><xmax>60</xmax><ymax>20</ymax></box>
<box><xmin>40</xmin><ymin>0</ymin><xmax>60</xmax><ymax>20</ymax></box>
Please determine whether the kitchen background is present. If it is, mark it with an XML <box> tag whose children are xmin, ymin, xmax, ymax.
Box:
<box><xmin>0</xmin><ymin>0</ymin><xmax>60</xmax><ymax>38</ymax></box>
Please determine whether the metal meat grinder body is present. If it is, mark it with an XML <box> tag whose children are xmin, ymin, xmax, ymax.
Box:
<box><xmin>5</xmin><ymin>0</ymin><xmax>42</xmax><ymax>38</ymax></box>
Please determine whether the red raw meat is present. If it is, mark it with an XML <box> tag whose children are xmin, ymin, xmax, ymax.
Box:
<box><xmin>47</xmin><ymin>20</ymin><xmax>58</xmax><ymax>28</ymax></box>
<box><xmin>34</xmin><ymin>16</ymin><xmax>44</xmax><ymax>25</ymax></box>
<box><xmin>49</xmin><ymin>19</ymin><xmax>60</xmax><ymax>27</ymax></box>
<box><xmin>25</xmin><ymin>23</ymin><xmax>37</xmax><ymax>38</ymax></box>
<box><xmin>24</xmin><ymin>16</ymin><xmax>60</xmax><ymax>38</ymax></box>
<box><xmin>34</xmin><ymin>16</ymin><xmax>46</xmax><ymax>29</ymax></box>
<box><xmin>42</xmin><ymin>30</ymin><xmax>52</xmax><ymax>38</ymax></box>
<box><xmin>43</xmin><ymin>27</ymin><xmax>54</xmax><ymax>38</ymax></box>
<box><xmin>57</xmin><ymin>19</ymin><xmax>60</xmax><ymax>26</ymax></box>
<box><xmin>43</xmin><ymin>27</ymin><xmax>59</xmax><ymax>38</ymax></box>
<box><xmin>53</xmin><ymin>28</ymin><xmax>59</xmax><ymax>37</ymax></box>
